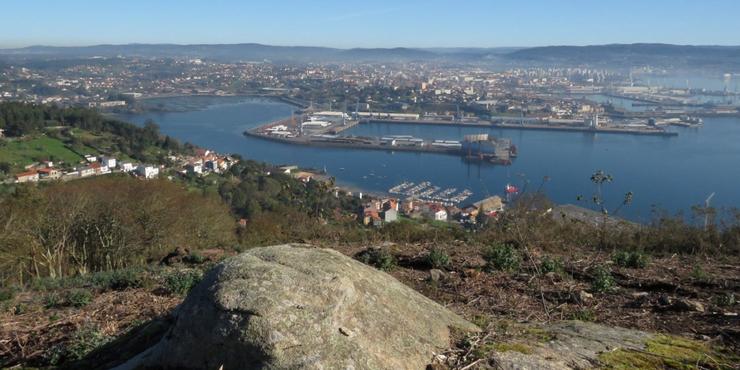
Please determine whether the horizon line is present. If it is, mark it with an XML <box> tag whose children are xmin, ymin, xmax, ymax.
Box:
<box><xmin>2</xmin><ymin>41</ymin><xmax>740</xmax><ymax>51</ymax></box>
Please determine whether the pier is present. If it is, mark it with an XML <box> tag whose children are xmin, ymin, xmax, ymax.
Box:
<box><xmin>362</xmin><ymin>118</ymin><xmax>679</xmax><ymax>137</ymax></box>
<box><xmin>245</xmin><ymin>113</ymin><xmax>516</xmax><ymax>165</ymax></box>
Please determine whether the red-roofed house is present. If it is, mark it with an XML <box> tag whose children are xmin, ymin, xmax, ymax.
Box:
<box><xmin>15</xmin><ymin>171</ymin><xmax>39</xmax><ymax>183</ymax></box>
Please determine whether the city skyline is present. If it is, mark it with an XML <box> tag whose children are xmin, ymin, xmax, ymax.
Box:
<box><xmin>2</xmin><ymin>0</ymin><xmax>740</xmax><ymax>49</ymax></box>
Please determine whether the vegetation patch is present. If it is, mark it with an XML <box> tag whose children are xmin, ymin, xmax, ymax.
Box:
<box><xmin>590</xmin><ymin>265</ymin><xmax>616</xmax><ymax>293</ymax></box>
<box><xmin>598</xmin><ymin>334</ymin><xmax>739</xmax><ymax>370</ymax></box>
<box><xmin>613</xmin><ymin>250</ymin><xmax>650</xmax><ymax>269</ymax></box>
<box><xmin>494</xmin><ymin>342</ymin><xmax>534</xmax><ymax>355</ymax></box>
<box><xmin>163</xmin><ymin>269</ymin><xmax>203</xmax><ymax>295</ymax></box>
<box><xmin>425</xmin><ymin>247</ymin><xmax>450</xmax><ymax>269</ymax></box>
<box><xmin>482</xmin><ymin>243</ymin><xmax>520</xmax><ymax>272</ymax></box>
<box><xmin>0</xmin><ymin>135</ymin><xmax>84</xmax><ymax>169</ymax></box>
<box><xmin>356</xmin><ymin>248</ymin><xmax>397</xmax><ymax>271</ymax></box>
<box><xmin>539</xmin><ymin>256</ymin><xmax>564</xmax><ymax>274</ymax></box>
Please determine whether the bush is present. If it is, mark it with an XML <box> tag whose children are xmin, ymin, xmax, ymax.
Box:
<box><xmin>164</xmin><ymin>270</ymin><xmax>203</xmax><ymax>295</ymax></box>
<box><xmin>539</xmin><ymin>256</ymin><xmax>563</xmax><ymax>274</ymax></box>
<box><xmin>591</xmin><ymin>266</ymin><xmax>616</xmax><ymax>293</ymax></box>
<box><xmin>184</xmin><ymin>252</ymin><xmax>206</xmax><ymax>264</ymax></box>
<box><xmin>66</xmin><ymin>289</ymin><xmax>93</xmax><ymax>308</ymax></box>
<box><xmin>357</xmin><ymin>248</ymin><xmax>397</xmax><ymax>271</ymax></box>
<box><xmin>690</xmin><ymin>265</ymin><xmax>710</xmax><ymax>282</ymax></box>
<box><xmin>482</xmin><ymin>243</ymin><xmax>520</xmax><ymax>272</ymax></box>
<box><xmin>90</xmin><ymin>268</ymin><xmax>144</xmax><ymax>291</ymax></box>
<box><xmin>44</xmin><ymin>292</ymin><xmax>63</xmax><ymax>309</ymax></box>
<box><xmin>0</xmin><ymin>287</ymin><xmax>14</xmax><ymax>302</ymax></box>
<box><xmin>714</xmin><ymin>293</ymin><xmax>736</xmax><ymax>307</ymax></box>
<box><xmin>47</xmin><ymin>325</ymin><xmax>112</xmax><ymax>365</ymax></box>
<box><xmin>613</xmin><ymin>250</ymin><xmax>649</xmax><ymax>269</ymax></box>
<box><xmin>426</xmin><ymin>247</ymin><xmax>450</xmax><ymax>269</ymax></box>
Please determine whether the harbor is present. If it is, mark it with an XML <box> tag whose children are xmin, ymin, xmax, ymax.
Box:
<box><xmin>245</xmin><ymin>112</ymin><xmax>517</xmax><ymax>165</ymax></box>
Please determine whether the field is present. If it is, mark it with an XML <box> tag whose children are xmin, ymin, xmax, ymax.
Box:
<box><xmin>0</xmin><ymin>135</ymin><xmax>84</xmax><ymax>168</ymax></box>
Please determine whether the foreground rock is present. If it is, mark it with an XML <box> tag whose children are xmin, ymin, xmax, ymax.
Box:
<box><xmin>116</xmin><ymin>244</ymin><xmax>479</xmax><ymax>370</ymax></box>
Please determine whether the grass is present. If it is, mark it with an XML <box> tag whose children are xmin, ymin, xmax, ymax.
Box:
<box><xmin>0</xmin><ymin>135</ymin><xmax>83</xmax><ymax>168</ymax></box>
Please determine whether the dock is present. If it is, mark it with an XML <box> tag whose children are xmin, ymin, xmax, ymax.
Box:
<box><xmin>245</xmin><ymin>112</ymin><xmax>516</xmax><ymax>165</ymax></box>
<box><xmin>362</xmin><ymin>118</ymin><xmax>678</xmax><ymax>137</ymax></box>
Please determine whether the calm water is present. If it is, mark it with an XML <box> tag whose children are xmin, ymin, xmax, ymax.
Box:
<box><xmin>120</xmin><ymin>96</ymin><xmax>740</xmax><ymax>223</ymax></box>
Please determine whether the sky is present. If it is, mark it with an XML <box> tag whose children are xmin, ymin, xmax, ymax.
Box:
<box><xmin>1</xmin><ymin>0</ymin><xmax>739</xmax><ymax>49</ymax></box>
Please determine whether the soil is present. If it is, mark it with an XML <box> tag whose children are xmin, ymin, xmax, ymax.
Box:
<box><xmin>1</xmin><ymin>242</ymin><xmax>738</xmax><ymax>368</ymax></box>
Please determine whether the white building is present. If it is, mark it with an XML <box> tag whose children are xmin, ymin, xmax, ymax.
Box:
<box><xmin>186</xmin><ymin>163</ymin><xmax>203</xmax><ymax>175</ymax></box>
<box><xmin>137</xmin><ymin>165</ymin><xmax>159</xmax><ymax>179</ymax></box>
<box><xmin>119</xmin><ymin>162</ymin><xmax>134</xmax><ymax>172</ymax></box>
<box><xmin>434</xmin><ymin>210</ymin><xmax>448</xmax><ymax>222</ymax></box>
<box><xmin>101</xmin><ymin>157</ymin><xmax>117</xmax><ymax>169</ymax></box>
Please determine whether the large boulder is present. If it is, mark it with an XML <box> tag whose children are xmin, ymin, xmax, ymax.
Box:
<box><xmin>117</xmin><ymin>244</ymin><xmax>479</xmax><ymax>370</ymax></box>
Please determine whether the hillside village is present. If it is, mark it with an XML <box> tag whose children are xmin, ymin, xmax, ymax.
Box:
<box><xmin>11</xmin><ymin>148</ymin><xmax>238</xmax><ymax>184</ymax></box>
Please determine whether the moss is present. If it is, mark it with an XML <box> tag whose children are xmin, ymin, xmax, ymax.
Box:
<box><xmin>494</xmin><ymin>342</ymin><xmax>534</xmax><ymax>355</ymax></box>
<box><xmin>598</xmin><ymin>334</ymin><xmax>739</xmax><ymax>370</ymax></box>
<box><xmin>470</xmin><ymin>315</ymin><xmax>493</xmax><ymax>329</ymax></box>
<box><xmin>599</xmin><ymin>349</ymin><xmax>664</xmax><ymax>369</ymax></box>
<box><xmin>524</xmin><ymin>327</ymin><xmax>555</xmax><ymax>342</ymax></box>
<box><xmin>472</xmin><ymin>342</ymin><xmax>497</xmax><ymax>358</ymax></box>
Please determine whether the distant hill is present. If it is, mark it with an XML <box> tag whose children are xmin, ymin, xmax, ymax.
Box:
<box><xmin>505</xmin><ymin>43</ymin><xmax>740</xmax><ymax>69</ymax></box>
<box><xmin>2</xmin><ymin>43</ymin><xmax>739</xmax><ymax>68</ymax></box>
<box><xmin>0</xmin><ymin>43</ymin><xmax>441</xmax><ymax>63</ymax></box>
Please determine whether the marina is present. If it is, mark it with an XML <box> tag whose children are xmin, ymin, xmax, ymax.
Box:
<box><xmin>388</xmin><ymin>181</ymin><xmax>473</xmax><ymax>206</ymax></box>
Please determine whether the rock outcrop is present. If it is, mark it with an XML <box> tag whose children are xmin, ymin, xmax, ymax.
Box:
<box><xmin>116</xmin><ymin>244</ymin><xmax>479</xmax><ymax>370</ymax></box>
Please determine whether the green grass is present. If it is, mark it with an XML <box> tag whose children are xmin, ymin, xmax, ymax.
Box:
<box><xmin>0</xmin><ymin>135</ymin><xmax>84</xmax><ymax>168</ymax></box>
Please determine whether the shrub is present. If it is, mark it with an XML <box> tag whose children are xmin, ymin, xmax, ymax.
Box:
<box><xmin>713</xmin><ymin>293</ymin><xmax>736</xmax><ymax>307</ymax></box>
<box><xmin>63</xmin><ymin>326</ymin><xmax>110</xmax><ymax>360</ymax></box>
<box><xmin>65</xmin><ymin>289</ymin><xmax>93</xmax><ymax>308</ymax></box>
<box><xmin>44</xmin><ymin>292</ymin><xmax>63</xmax><ymax>309</ymax></box>
<box><xmin>591</xmin><ymin>266</ymin><xmax>616</xmax><ymax>293</ymax></box>
<box><xmin>690</xmin><ymin>265</ymin><xmax>710</xmax><ymax>282</ymax></box>
<box><xmin>90</xmin><ymin>268</ymin><xmax>144</xmax><ymax>291</ymax></box>
<box><xmin>482</xmin><ymin>243</ymin><xmax>520</xmax><ymax>272</ymax></box>
<box><xmin>184</xmin><ymin>252</ymin><xmax>206</xmax><ymax>264</ymax></box>
<box><xmin>164</xmin><ymin>270</ymin><xmax>203</xmax><ymax>295</ymax></box>
<box><xmin>0</xmin><ymin>287</ymin><xmax>14</xmax><ymax>302</ymax></box>
<box><xmin>540</xmin><ymin>256</ymin><xmax>563</xmax><ymax>274</ymax></box>
<box><xmin>426</xmin><ymin>247</ymin><xmax>450</xmax><ymax>269</ymax></box>
<box><xmin>357</xmin><ymin>248</ymin><xmax>397</xmax><ymax>271</ymax></box>
<box><xmin>613</xmin><ymin>250</ymin><xmax>649</xmax><ymax>269</ymax></box>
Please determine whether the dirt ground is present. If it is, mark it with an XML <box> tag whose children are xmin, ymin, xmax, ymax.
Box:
<box><xmin>329</xmin><ymin>242</ymin><xmax>740</xmax><ymax>352</ymax></box>
<box><xmin>1</xmin><ymin>242</ymin><xmax>738</xmax><ymax>368</ymax></box>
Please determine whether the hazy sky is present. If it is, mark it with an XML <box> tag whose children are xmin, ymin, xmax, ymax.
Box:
<box><xmin>2</xmin><ymin>0</ymin><xmax>739</xmax><ymax>48</ymax></box>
